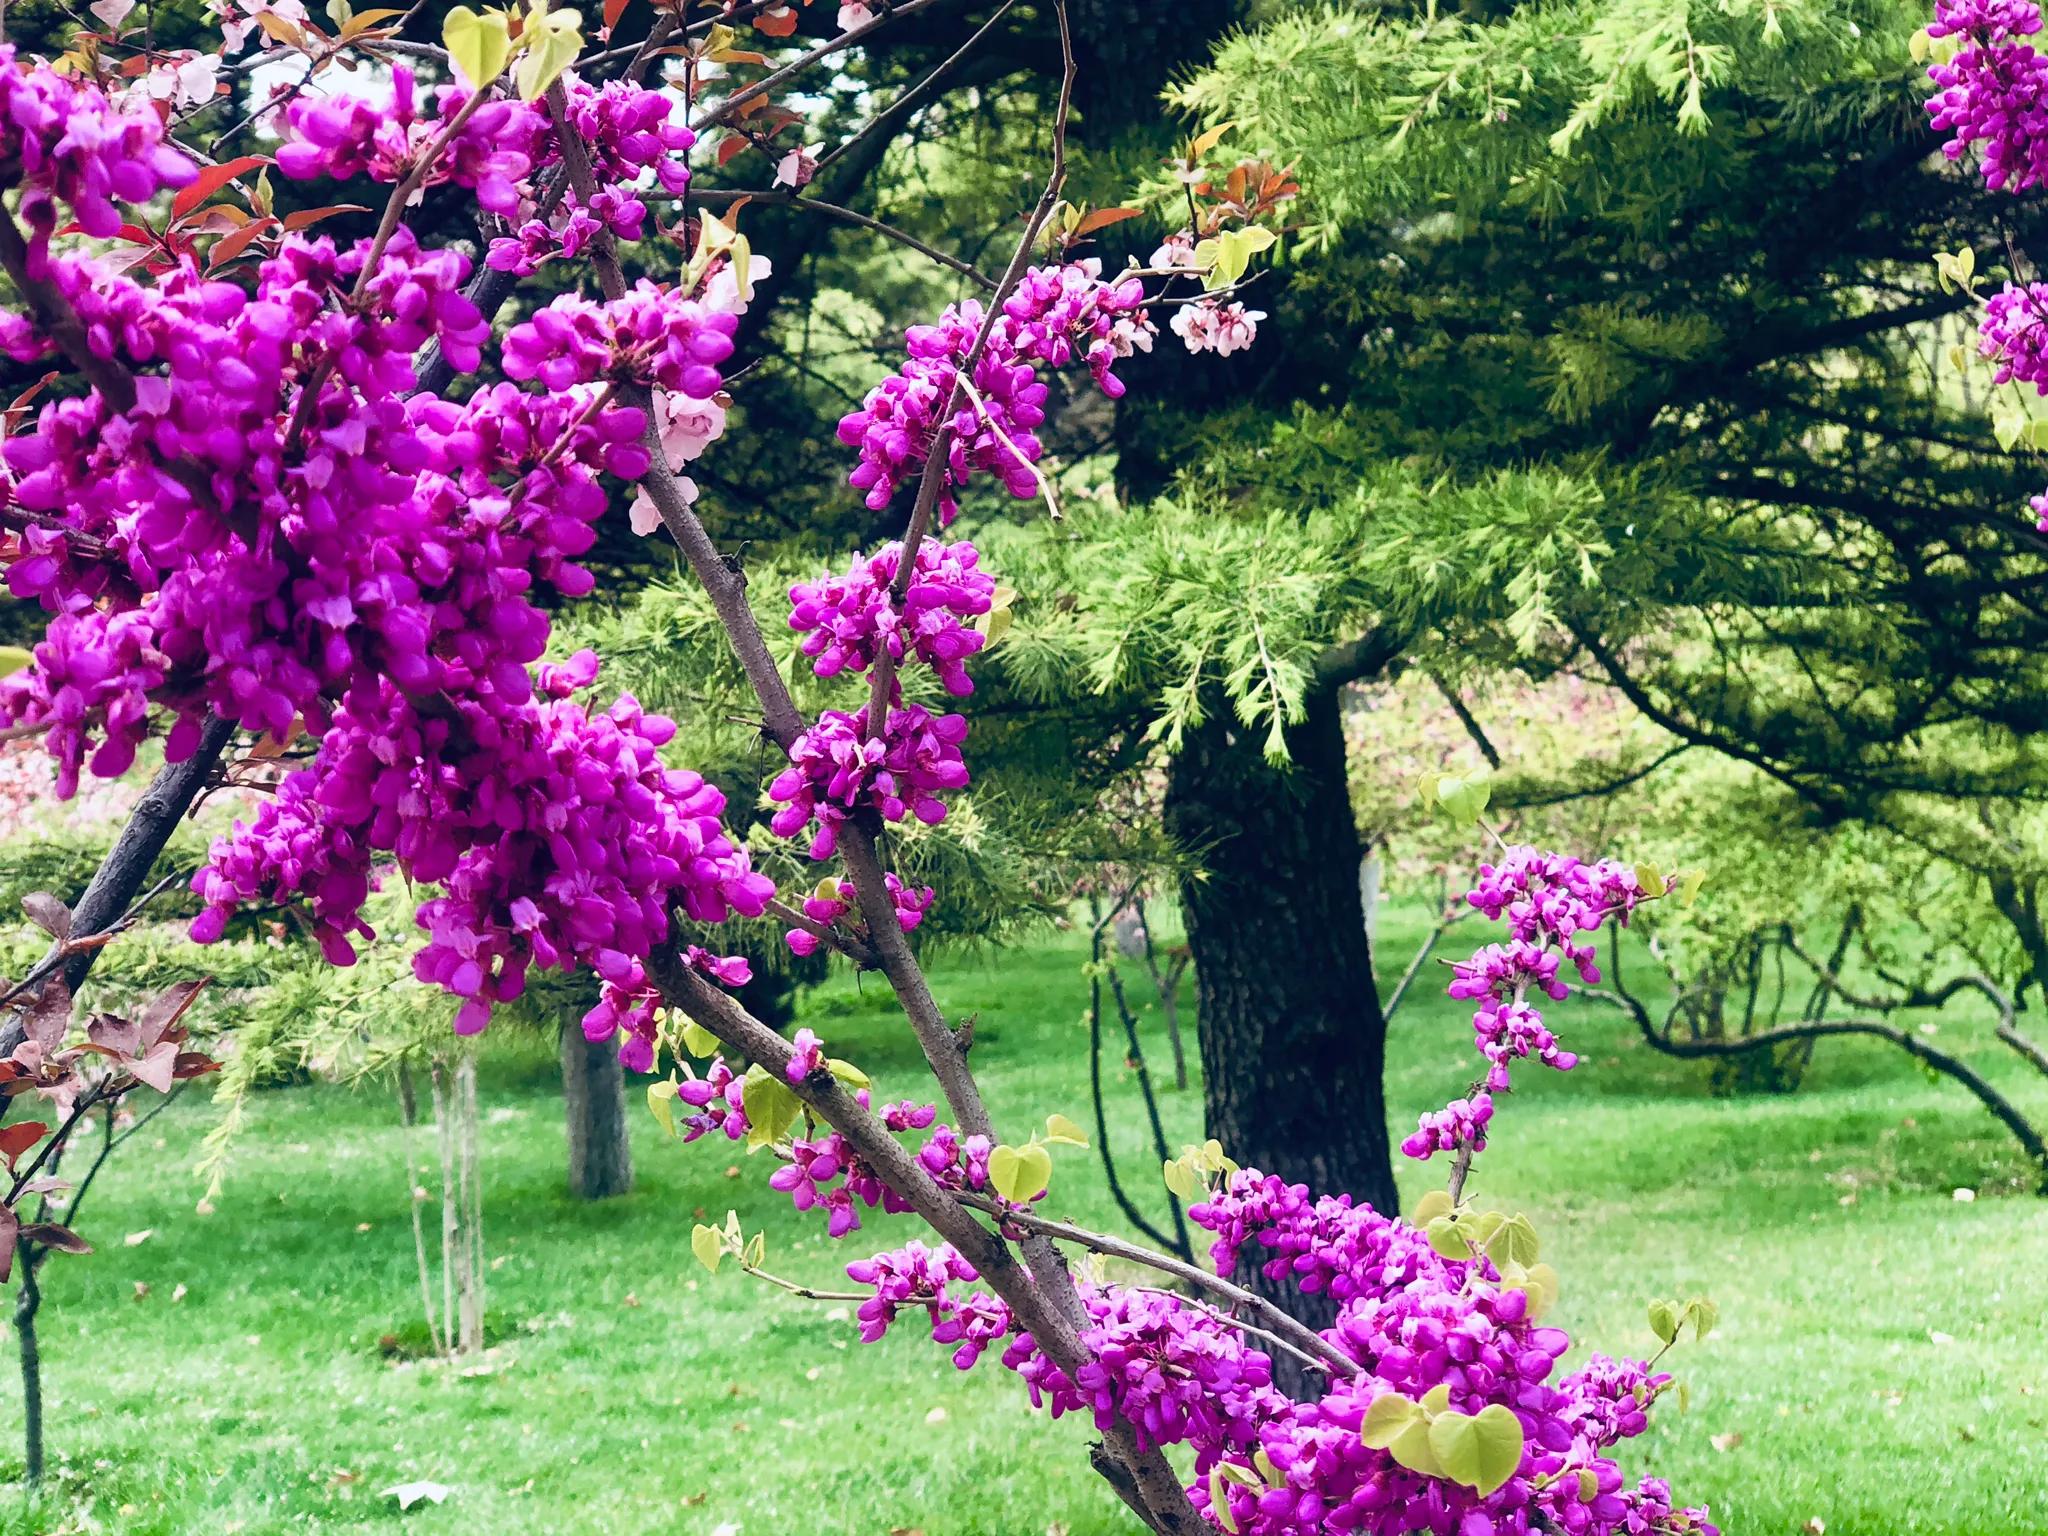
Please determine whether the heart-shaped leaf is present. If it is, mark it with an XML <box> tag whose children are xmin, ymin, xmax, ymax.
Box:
<box><xmin>690</xmin><ymin>1222</ymin><xmax>722</xmax><ymax>1273</ymax></box>
<box><xmin>443</xmin><ymin>5</ymin><xmax>512</xmax><ymax>89</ymax></box>
<box><xmin>1043</xmin><ymin>1113</ymin><xmax>1089</xmax><ymax>1148</ymax></box>
<box><xmin>988</xmin><ymin>1142</ymin><xmax>1051</xmax><ymax>1204</ymax></box>
<box><xmin>514</xmin><ymin>2</ymin><xmax>583</xmax><ymax>101</ymax></box>
<box><xmin>740</xmin><ymin>1064</ymin><xmax>799</xmax><ymax>1150</ymax></box>
<box><xmin>647</xmin><ymin>1079</ymin><xmax>678</xmax><ymax>1138</ymax></box>
<box><xmin>1435</xmin><ymin>771</ymin><xmax>1492</xmax><ymax>826</ymax></box>
<box><xmin>1427</xmin><ymin>1404</ymin><xmax>1525</xmax><ymax>1496</ymax></box>
<box><xmin>1359</xmin><ymin>1392</ymin><xmax>1420</xmax><ymax>1450</ymax></box>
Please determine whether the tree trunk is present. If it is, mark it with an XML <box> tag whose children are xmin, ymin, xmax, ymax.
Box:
<box><xmin>1165</xmin><ymin>687</ymin><xmax>1397</xmax><ymax>1342</ymax></box>
<box><xmin>15</xmin><ymin>1262</ymin><xmax>42</xmax><ymax>1485</ymax></box>
<box><xmin>561</xmin><ymin>1025</ymin><xmax>634</xmax><ymax>1200</ymax></box>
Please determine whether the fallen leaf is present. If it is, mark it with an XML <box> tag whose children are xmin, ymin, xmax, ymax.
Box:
<box><xmin>123</xmin><ymin>1228</ymin><xmax>154</xmax><ymax>1247</ymax></box>
<box><xmin>1929</xmin><ymin>1330</ymin><xmax>1956</xmax><ymax>1346</ymax></box>
<box><xmin>132</xmin><ymin>1281</ymin><xmax>150</xmax><ymax>1300</ymax></box>
<box><xmin>380</xmin><ymin>1480</ymin><xmax>451</xmax><ymax>1511</ymax></box>
<box><xmin>1802</xmin><ymin>1520</ymin><xmax>1826</xmax><ymax>1536</ymax></box>
<box><xmin>1709</xmin><ymin>1431</ymin><xmax>1742</xmax><ymax>1453</ymax></box>
<box><xmin>924</xmin><ymin>1406</ymin><xmax>948</xmax><ymax>1424</ymax></box>
<box><xmin>1953</xmin><ymin>1187</ymin><xmax>1977</xmax><ymax>1203</ymax></box>
<box><xmin>170</xmin><ymin>1283</ymin><xmax>188</xmax><ymax>1303</ymax></box>
<box><xmin>356</xmin><ymin>1222</ymin><xmax>372</xmax><ymax>1233</ymax></box>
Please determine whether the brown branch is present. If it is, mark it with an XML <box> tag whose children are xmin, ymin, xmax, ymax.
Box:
<box><xmin>690</xmin><ymin>0</ymin><xmax>957</xmax><ymax>133</ymax></box>
<box><xmin>690</xmin><ymin>187</ymin><xmax>994</xmax><ymax>287</ymax></box>
<box><xmin>964</xmin><ymin>1197</ymin><xmax>1361</xmax><ymax>1380</ymax></box>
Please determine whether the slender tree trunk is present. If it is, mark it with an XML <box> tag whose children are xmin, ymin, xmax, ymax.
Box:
<box><xmin>396</xmin><ymin>1061</ymin><xmax>444</xmax><ymax>1359</ymax></box>
<box><xmin>1165</xmin><ymin>688</ymin><xmax>1397</xmax><ymax>1340</ymax></box>
<box><xmin>15</xmin><ymin>1261</ymin><xmax>42</xmax><ymax>1485</ymax></box>
<box><xmin>456</xmin><ymin>1055</ymin><xmax>483</xmax><ymax>1356</ymax></box>
<box><xmin>561</xmin><ymin>1026</ymin><xmax>634</xmax><ymax>1200</ymax></box>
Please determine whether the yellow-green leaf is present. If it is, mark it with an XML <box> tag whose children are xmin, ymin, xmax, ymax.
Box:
<box><xmin>690</xmin><ymin>1222</ymin><xmax>722</xmax><ymax>1273</ymax></box>
<box><xmin>1427</xmin><ymin>1404</ymin><xmax>1525</xmax><ymax>1497</ymax></box>
<box><xmin>1436</xmin><ymin>770</ymin><xmax>1492</xmax><ymax>826</ymax></box>
<box><xmin>1677</xmin><ymin>868</ymin><xmax>1708</xmax><ymax>909</ymax></box>
<box><xmin>647</xmin><ymin>1079</ymin><xmax>678</xmax><ymax>1138</ymax></box>
<box><xmin>741</xmin><ymin>1064</ymin><xmax>800</xmax><ymax>1150</ymax></box>
<box><xmin>1387</xmin><ymin>1415</ymin><xmax>1445</xmax><ymax>1479</ymax></box>
<box><xmin>988</xmin><ymin>1142</ymin><xmax>1052</xmax><ymax>1204</ymax></box>
<box><xmin>825</xmin><ymin>1057</ymin><xmax>869</xmax><ymax>1090</ymax></box>
<box><xmin>743</xmin><ymin>1231</ymin><xmax>765</xmax><ymax>1269</ymax></box>
<box><xmin>1044</xmin><ymin>1113</ymin><xmax>1089</xmax><ymax>1148</ymax></box>
<box><xmin>1360</xmin><ymin>1392</ymin><xmax>1421</xmax><ymax>1450</ymax></box>
<box><xmin>678</xmin><ymin>1016</ymin><xmax>717</xmax><ymax>1057</ymax></box>
<box><xmin>442</xmin><ymin>5</ymin><xmax>512</xmax><ymax>89</ymax></box>
<box><xmin>1208</xmin><ymin>1466</ymin><xmax>1240</xmax><ymax>1533</ymax></box>
<box><xmin>1498</xmin><ymin>1212</ymin><xmax>1540</xmax><ymax>1268</ymax></box>
<box><xmin>1163</xmin><ymin>1156</ymin><xmax>1200</xmax><ymax>1201</ymax></box>
<box><xmin>0</xmin><ymin>646</ymin><xmax>32</xmax><ymax>677</ymax></box>
<box><xmin>1411</xmin><ymin>1188</ymin><xmax>1455</xmax><ymax>1226</ymax></box>
<box><xmin>514</xmin><ymin>1</ymin><xmax>582</xmax><ymax>101</ymax></box>
<box><xmin>1426</xmin><ymin>1214</ymin><xmax>1472</xmax><ymax>1260</ymax></box>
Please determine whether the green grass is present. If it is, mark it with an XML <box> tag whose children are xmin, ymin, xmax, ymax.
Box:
<box><xmin>1</xmin><ymin>902</ymin><xmax>2045</xmax><ymax>1535</ymax></box>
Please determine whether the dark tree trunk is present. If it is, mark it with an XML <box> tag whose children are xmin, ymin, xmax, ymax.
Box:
<box><xmin>561</xmin><ymin>1028</ymin><xmax>634</xmax><ymax>1201</ymax></box>
<box><xmin>1165</xmin><ymin>687</ymin><xmax>1397</xmax><ymax>1346</ymax></box>
<box><xmin>16</xmin><ymin>1262</ymin><xmax>43</xmax><ymax>1484</ymax></box>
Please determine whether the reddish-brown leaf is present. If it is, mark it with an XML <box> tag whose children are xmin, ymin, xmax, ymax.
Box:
<box><xmin>138</xmin><ymin>978</ymin><xmax>209</xmax><ymax>1041</ymax></box>
<box><xmin>172</xmin><ymin>155</ymin><xmax>270</xmax><ymax>221</ymax></box>
<box><xmin>20</xmin><ymin>891</ymin><xmax>70</xmax><ymax>940</ymax></box>
<box><xmin>0</xmin><ymin>1121</ymin><xmax>50</xmax><ymax>1171</ymax></box>
<box><xmin>280</xmin><ymin>203</ymin><xmax>371</xmax><ymax>233</ymax></box>
<box><xmin>18</xmin><ymin>1223</ymin><xmax>90</xmax><ymax>1255</ymax></box>
<box><xmin>717</xmin><ymin>133</ymin><xmax>751</xmax><ymax>167</ymax></box>
<box><xmin>1073</xmin><ymin>206</ymin><xmax>1143</xmax><ymax>239</ymax></box>
<box><xmin>0</xmin><ymin>1205</ymin><xmax>18</xmax><ymax>1284</ymax></box>
<box><xmin>602</xmin><ymin>0</ymin><xmax>632</xmax><ymax>31</ymax></box>
<box><xmin>172</xmin><ymin>1051</ymin><xmax>222</xmax><ymax>1080</ymax></box>
<box><xmin>208</xmin><ymin>216</ymin><xmax>276</xmax><ymax>270</ymax></box>
<box><xmin>754</xmin><ymin>5</ymin><xmax>798</xmax><ymax>36</ymax></box>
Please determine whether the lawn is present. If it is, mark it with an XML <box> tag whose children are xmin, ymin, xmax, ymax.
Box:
<box><xmin>0</xmin><ymin>901</ymin><xmax>2043</xmax><ymax>1535</ymax></box>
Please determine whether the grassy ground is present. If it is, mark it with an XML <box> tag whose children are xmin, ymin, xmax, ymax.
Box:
<box><xmin>0</xmin><ymin>902</ymin><xmax>2043</xmax><ymax>1535</ymax></box>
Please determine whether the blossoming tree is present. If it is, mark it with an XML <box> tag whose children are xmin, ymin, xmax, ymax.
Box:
<box><xmin>0</xmin><ymin>0</ymin><xmax>1724</xmax><ymax>1528</ymax></box>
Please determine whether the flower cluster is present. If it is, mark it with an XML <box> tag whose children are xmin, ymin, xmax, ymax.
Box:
<box><xmin>845</xmin><ymin>1240</ymin><xmax>1010</xmax><ymax>1367</ymax></box>
<box><xmin>488</xmin><ymin>76</ymin><xmax>697</xmax><ymax>274</ymax></box>
<box><xmin>767</xmin><ymin>703</ymin><xmax>969</xmax><ymax>859</ymax></box>
<box><xmin>837</xmin><ymin>257</ymin><xmax>1153</xmax><ymax>522</ymax></box>
<box><xmin>0</xmin><ymin>46</ymin><xmax>195</xmax><ymax>264</ymax></box>
<box><xmin>1977</xmin><ymin>279</ymin><xmax>2048</xmax><ymax>390</ymax></box>
<box><xmin>1925</xmin><ymin>0</ymin><xmax>2048</xmax><ymax>193</ymax></box>
<box><xmin>788</xmin><ymin>538</ymin><xmax>996</xmax><ymax>696</ymax></box>
<box><xmin>782</xmin><ymin>872</ymin><xmax>933</xmax><ymax>957</ymax></box>
<box><xmin>190</xmin><ymin>656</ymin><xmax>773</xmax><ymax>1043</ymax></box>
<box><xmin>501</xmin><ymin>281</ymin><xmax>738</xmax><ymax>397</ymax></box>
<box><xmin>277</xmin><ymin>66</ymin><xmax>540</xmax><ymax>213</ymax></box>
<box><xmin>1171</xmin><ymin>298</ymin><xmax>1265</xmax><ymax>357</ymax></box>
<box><xmin>0</xmin><ymin>59</ymin><xmax>773</xmax><ymax>1050</ymax></box>
<box><xmin>1403</xmin><ymin>847</ymin><xmax>1641</xmax><ymax>1162</ymax></box>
